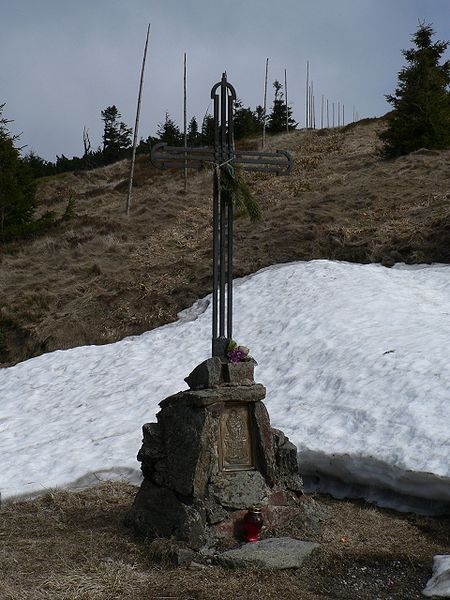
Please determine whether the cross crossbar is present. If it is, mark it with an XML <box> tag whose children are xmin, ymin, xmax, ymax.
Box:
<box><xmin>150</xmin><ymin>143</ymin><xmax>292</xmax><ymax>175</ymax></box>
<box><xmin>149</xmin><ymin>73</ymin><xmax>293</xmax><ymax>358</ymax></box>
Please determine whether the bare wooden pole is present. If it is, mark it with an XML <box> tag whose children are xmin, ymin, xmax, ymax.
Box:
<box><xmin>183</xmin><ymin>52</ymin><xmax>187</xmax><ymax>193</ymax></box>
<box><xmin>305</xmin><ymin>60</ymin><xmax>309</xmax><ymax>129</ymax></box>
<box><xmin>262</xmin><ymin>58</ymin><xmax>269</xmax><ymax>148</ymax></box>
<box><xmin>321</xmin><ymin>94</ymin><xmax>324</xmax><ymax>129</ymax></box>
<box><xmin>327</xmin><ymin>98</ymin><xmax>329</xmax><ymax>128</ymax></box>
<box><xmin>342</xmin><ymin>103</ymin><xmax>345</xmax><ymax>127</ymax></box>
<box><xmin>126</xmin><ymin>23</ymin><xmax>150</xmax><ymax>217</ymax></box>
<box><xmin>338</xmin><ymin>101</ymin><xmax>341</xmax><ymax>127</ymax></box>
<box><xmin>311</xmin><ymin>81</ymin><xmax>315</xmax><ymax>129</ymax></box>
<box><xmin>308</xmin><ymin>84</ymin><xmax>312</xmax><ymax>128</ymax></box>
<box><xmin>332</xmin><ymin>102</ymin><xmax>335</xmax><ymax>128</ymax></box>
<box><xmin>284</xmin><ymin>68</ymin><xmax>289</xmax><ymax>133</ymax></box>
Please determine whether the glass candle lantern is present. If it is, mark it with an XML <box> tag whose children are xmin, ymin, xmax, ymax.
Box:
<box><xmin>242</xmin><ymin>506</ymin><xmax>263</xmax><ymax>542</ymax></box>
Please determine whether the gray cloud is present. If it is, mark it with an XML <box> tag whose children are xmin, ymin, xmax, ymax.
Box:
<box><xmin>1</xmin><ymin>0</ymin><xmax>449</xmax><ymax>160</ymax></box>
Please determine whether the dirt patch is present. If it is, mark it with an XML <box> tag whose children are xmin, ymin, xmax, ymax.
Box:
<box><xmin>1</xmin><ymin>121</ymin><xmax>449</xmax><ymax>366</ymax></box>
<box><xmin>0</xmin><ymin>483</ymin><xmax>448</xmax><ymax>599</ymax></box>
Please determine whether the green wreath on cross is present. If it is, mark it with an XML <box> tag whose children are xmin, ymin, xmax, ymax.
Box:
<box><xmin>220</xmin><ymin>163</ymin><xmax>263</xmax><ymax>223</ymax></box>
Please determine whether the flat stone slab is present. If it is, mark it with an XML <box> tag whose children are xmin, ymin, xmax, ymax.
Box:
<box><xmin>217</xmin><ymin>537</ymin><xmax>320</xmax><ymax>569</ymax></box>
<box><xmin>423</xmin><ymin>555</ymin><xmax>450</xmax><ymax>598</ymax></box>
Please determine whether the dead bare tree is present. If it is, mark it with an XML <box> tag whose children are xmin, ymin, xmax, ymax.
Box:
<box><xmin>126</xmin><ymin>23</ymin><xmax>151</xmax><ymax>217</ymax></box>
<box><xmin>82</xmin><ymin>126</ymin><xmax>91</xmax><ymax>156</ymax></box>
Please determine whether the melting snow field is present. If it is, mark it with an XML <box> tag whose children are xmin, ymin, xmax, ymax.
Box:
<box><xmin>1</xmin><ymin>260</ymin><xmax>449</xmax><ymax>512</ymax></box>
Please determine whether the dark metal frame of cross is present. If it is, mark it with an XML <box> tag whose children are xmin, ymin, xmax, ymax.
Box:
<box><xmin>150</xmin><ymin>73</ymin><xmax>292</xmax><ymax>358</ymax></box>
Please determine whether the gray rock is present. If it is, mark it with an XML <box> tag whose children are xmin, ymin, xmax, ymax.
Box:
<box><xmin>126</xmin><ymin>479</ymin><xmax>206</xmax><ymax>549</ymax></box>
<box><xmin>203</xmin><ymin>495</ymin><xmax>231</xmax><ymax>524</ymax></box>
<box><xmin>154</xmin><ymin>398</ymin><xmax>216</xmax><ymax>497</ymax></box>
<box><xmin>176</xmin><ymin>547</ymin><xmax>197</xmax><ymax>567</ymax></box>
<box><xmin>160</xmin><ymin>383</ymin><xmax>267</xmax><ymax>409</ymax></box>
<box><xmin>138</xmin><ymin>423</ymin><xmax>163</xmax><ymax>477</ymax></box>
<box><xmin>226</xmin><ymin>359</ymin><xmax>256</xmax><ymax>386</ymax></box>
<box><xmin>423</xmin><ymin>555</ymin><xmax>450</xmax><ymax>598</ymax></box>
<box><xmin>253</xmin><ymin>402</ymin><xmax>276</xmax><ymax>487</ymax></box>
<box><xmin>188</xmin><ymin>561</ymin><xmax>209</xmax><ymax>570</ymax></box>
<box><xmin>185</xmin><ymin>357</ymin><xmax>224</xmax><ymax>390</ymax></box>
<box><xmin>210</xmin><ymin>471</ymin><xmax>270</xmax><ymax>509</ymax></box>
<box><xmin>299</xmin><ymin>497</ymin><xmax>330</xmax><ymax>533</ymax></box>
<box><xmin>217</xmin><ymin>537</ymin><xmax>320</xmax><ymax>569</ymax></box>
<box><xmin>272</xmin><ymin>428</ymin><xmax>303</xmax><ymax>493</ymax></box>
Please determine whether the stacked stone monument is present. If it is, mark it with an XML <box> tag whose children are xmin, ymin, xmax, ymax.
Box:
<box><xmin>127</xmin><ymin>356</ymin><xmax>303</xmax><ymax>549</ymax></box>
<box><xmin>127</xmin><ymin>74</ymin><xmax>301</xmax><ymax>552</ymax></box>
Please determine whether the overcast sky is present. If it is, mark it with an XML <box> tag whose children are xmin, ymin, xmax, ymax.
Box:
<box><xmin>1</xmin><ymin>0</ymin><xmax>449</xmax><ymax>161</ymax></box>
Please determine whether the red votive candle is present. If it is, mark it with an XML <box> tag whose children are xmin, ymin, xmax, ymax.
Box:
<box><xmin>243</xmin><ymin>506</ymin><xmax>263</xmax><ymax>542</ymax></box>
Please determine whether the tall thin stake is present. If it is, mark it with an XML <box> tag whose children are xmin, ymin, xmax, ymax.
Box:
<box><xmin>332</xmin><ymin>102</ymin><xmax>335</xmax><ymax>128</ymax></box>
<box><xmin>311</xmin><ymin>81</ymin><xmax>315</xmax><ymax>129</ymax></box>
<box><xmin>183</xmin><ymin>52</ymin><xmax>187</xmax><ymax>193</ymax></box>
<box><xmin>262</xmin><ymin>58</ymin><xmax>269</xmax><ymax>148</ymax></box>
<box><xmin>338</xmin><ymin>101</ymin><xmax>341</xmax><ymax>127</ymax></box>
<box><xmin>342</xmin><ymin>103</ymin><xmax>345</xmax><ymax>127</ymax></box>
<box><xmin>321</xmin><ymin>94</ymin><xmax>324</xmax><ymax>129</ymax></box>
<box><xmin>284</xmin><ymin>68</ymin><xmax>289</xmax><ymax>133</ymax></box>
<box><xmin>126</xmin><ymin>23</ymin><xmax>150</xmax><ymax>216</ymax></box>
<box><xmin>327</xmin><ymin>98</ymin><xmax>329</xmax><ymax>128</ymax></box>
<box><xmin>305</xmin><ymin>60</ymin><xmax>309</xmax><ymax>129</ymax></box>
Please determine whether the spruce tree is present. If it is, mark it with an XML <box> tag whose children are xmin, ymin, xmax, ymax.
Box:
<box><xmin>267</xmin><ymin>80</ymin><xmax>297</xmax><ymax>133</ymax></box>
<box><xmin>187</xmin><ymin>116</ymin><xmax>200</xmax><ymax>146</ymax></box>
<box><xmin>380</xmin><ymin>23</ymin><xmax>450</xmax><ymax>157</ymax></box>
<box><xmin>101</xmin><ymin>105</ymin><xmax>132</xmax><ymax>163</ymax></box>
<box><xmin>0</xmin><ymin>105</ymin><xmax>36</xmax><ymax>237</ymax></box>
<box><xmin>156</xmin><ymin>112</ymin><xmax>182</xmax><ymax>146</ymax></box>
<box><xmin>234</xmin><ymin>100</ymin><xmax>260</xmax><ymax>139</ymax></box>
<box><xmin>201</xmin><ymin>114</ymin><xmax>215</xmax><ymax>146</ymax></box>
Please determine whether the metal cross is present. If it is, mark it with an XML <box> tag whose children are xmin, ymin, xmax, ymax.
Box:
<box><xmin>150</xmin><ymin>73</ymin><xmax>292</xmax><ymax>358</ymax></box>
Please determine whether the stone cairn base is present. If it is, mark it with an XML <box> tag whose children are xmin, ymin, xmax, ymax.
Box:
<box><xmin>126</xmin><ymin>357</ymin><xmax>303</xmax><ymax>550</ymax></box>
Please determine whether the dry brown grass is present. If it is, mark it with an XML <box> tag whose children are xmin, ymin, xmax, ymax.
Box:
<box><xmin>1</xmin><ymin>121</ymin><xmax>449</xmax><ymax>366</ymax></box>
<box><xmin>1</xmin><ymin>483</ymin><xmax>449</xmax><ymax>599</ymax></box>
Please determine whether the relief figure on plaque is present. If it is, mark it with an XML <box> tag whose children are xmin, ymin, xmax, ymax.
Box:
<box><xmin>224</xmin><ymin>408</ymin><xmax>247</xmax><ymax>464</ymax></box>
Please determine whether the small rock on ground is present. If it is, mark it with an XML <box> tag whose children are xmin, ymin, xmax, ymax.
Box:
<box><xmin>423</xmin><ymin>555</ymin><xmax>450</xmax><ymax>598</ymax></box>
<box><xmin>216</xmin><ymin>537</ymin><xmax>320</xmax><ymax>569</ymax></box>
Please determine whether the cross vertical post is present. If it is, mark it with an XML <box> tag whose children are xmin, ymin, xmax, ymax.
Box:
<box><xmin>211</xmin><ymin>73</ymin><xmax>236</xmax><ymax>356</ymax></box>
<box><xmin>150</xmin><ymin>73</ymin><xmax>292</xmax><ymax>359</ymax></box>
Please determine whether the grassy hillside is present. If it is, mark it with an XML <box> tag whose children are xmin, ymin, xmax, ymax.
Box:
<box><xmin>1</xmin><ymin>119</ymin><xmax>449</xmax><ymax>366</ymax></box>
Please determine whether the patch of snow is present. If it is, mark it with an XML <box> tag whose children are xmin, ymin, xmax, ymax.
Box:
<box><xmin>423</xmin><ymin>555</ymin><xmax>450</xmax><ymax>598</ymax></box>
<box><xmin>0</xmin><ymin>260</ymin><xmax>449</xmax><ymax>513</ymax></box>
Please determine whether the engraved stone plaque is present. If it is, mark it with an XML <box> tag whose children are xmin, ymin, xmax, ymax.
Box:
<box><xmin>219</xmin><ymin>403</ymin><xmax>255</xmax><ymax>471</ymax></box>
